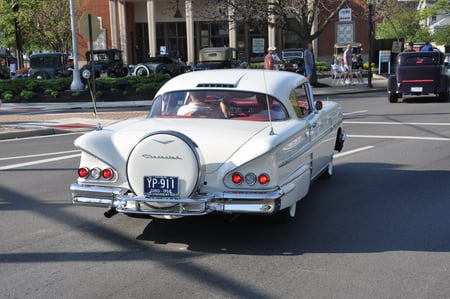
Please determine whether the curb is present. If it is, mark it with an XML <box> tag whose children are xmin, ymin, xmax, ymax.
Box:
<box><xmin>0</xmin><ymin>126</ymin><xmax>96</xmax><ymax>141</ymax></box>
<box><xmin>0</xmin><ymin>128</ymin><xmax>60</xmax><ymax>140</ymax></box>
<box><xmin>314</xmin><ymin>85</ymin><xmax>386</xmax><ymax>97</ymax></box>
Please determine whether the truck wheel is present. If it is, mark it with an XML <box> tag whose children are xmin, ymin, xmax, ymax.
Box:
<box><xmin>134</xmin><ymin>65</ymin><xmax>150</xmax><ymax>77</ymax></box>
<box><xmin>107</xmin><ymin>71</ymin><xmax>117</xmax><ymax>78</ymax></box>
<box><xmin>388</xmin><ymin>93</ymin><xmax>398</xmax><ymax>103</ymax></box>
<box><xmin>438</xmin><ymin>92</ymin><xmax>449</xmax><ymax>102</ymax></box>
<box><xmin>33</xmin><ymin>72</ymin><xmax>48</xmax><ymax>80</ymax></box>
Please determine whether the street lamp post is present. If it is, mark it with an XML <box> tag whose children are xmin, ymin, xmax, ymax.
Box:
<box><xmin>367</xmin><ymin>0</ymin><xmax>374</xmax><ymax>88</ymax></box>
<box><xmin>69</xmin><ymin>0</ymin><xmax>84</xmax><ymax>90</ymax></box>
<box><xmin>12</xmin><ymin>4</ymin><xmax>23</xmax><ymax>69</ymax></box>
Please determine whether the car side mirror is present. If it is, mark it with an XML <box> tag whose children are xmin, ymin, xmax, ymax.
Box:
<box><xmin>315</xmin><ymin>100</ymin><xmax>323</xmax><ymax>111</ymax></box>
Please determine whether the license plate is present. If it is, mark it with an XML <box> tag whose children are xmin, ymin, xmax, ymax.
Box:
<box><xmin>411</xmin><ymin>87</ymin><xmax>423</xmax><ymax>92</ymax></box>
<box><xmin>144</xmin><ymin>176</ymin><xmax>179</xmax><ymax>197</ymax></box>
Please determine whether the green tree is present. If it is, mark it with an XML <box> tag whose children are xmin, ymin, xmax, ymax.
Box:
<box><xmin>419</xmin><ymin>0</ymin><xmax>450</xmax><ymax>21</ymax></box>
<box><xmin>417</xmin><ymin>0</ymin><xmax>449</xmax><ymax>44</ymax></box>
<box><xmin>0</xmin><ymin>0</ymin><xmax>71</xmax><ymax>54</ymax></box>
<box><xmin>433</xmin><ymin>25</ymin><xmax>450</xmax><ymax>45</ymax></box>
<box><xmin>375</xmin><ymin>0</ymin><xmax>421</xmax><ymax>42</ymax></box>
<box><xmin>205</xmin><ymin>0</ymin><xmax>348</xmax><ymax>47</ymax></box>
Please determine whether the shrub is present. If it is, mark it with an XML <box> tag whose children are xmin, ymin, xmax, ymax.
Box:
<box><xmin>363</xmin><ymin>62</ymin><xmax>377</xmax><ymax>70</ymax></box>
<box><xmin>20</xmin><ymin>90</ymin><xmax>36</xmax><ymax>100</ymax></box>
<box><xmin>2</xmin><ymin>91</ymin><xmax>13</xmax><ymax>101</ymax></box>
<box><xmin>95</xmin><ymin>90</ymin><xmax>103</xmax><ymax>98</ymax></box>
<box><xmin>45</xmin><ymin>89</ymin><xmax>59</xmax><ymax>97</ymax></box>
<box><xmin>315</xmin><ymin>60</ymin><xmax>328</xmax><ymax>73</ymax></box>
<box><xmin>0</xmin><ymin>74</ymin><xmax>170</xmax><ymax>102</ymax></box>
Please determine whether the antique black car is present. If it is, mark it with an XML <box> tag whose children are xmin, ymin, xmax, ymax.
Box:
<box><xmin>281</xmin><ymin>48</ymin><xmax>304</xmax><ymax>73</ymax></box>
<box><xmin>132</xmin><ymin>56</ymin><xmax>189</xmax><ymax>77</ymax></box>
<box><xmin>28</xmin><ymin>52</ymin><xmax>71</xmax><ymax>79</ymax></box>
<box><xmin>387</xmin><ymin>51</ymin><xmax>449</xmax><ymax>103</ymax></box>
<box><xmin>80</xmin><ymin>49</ymin><xmax>128</xmax><ymax>80</ymax></box>
<box><xmin>193</xmin><ymin>47</ymin><xmax>240</xmax><ymax>71</ymax></box>
<box><xmin>0</xmin><ymin>48</ymin><xmax>16</xmax><ymax>79</ymax></box>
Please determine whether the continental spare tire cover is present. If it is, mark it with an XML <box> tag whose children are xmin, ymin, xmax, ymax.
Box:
<box><xmin>127</xmin><ymin>131</ymin><xmax>202</xmax><ymax>198</ymax></box>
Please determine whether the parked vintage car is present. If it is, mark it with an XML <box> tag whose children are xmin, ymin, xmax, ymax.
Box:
<box><xmin>0</xmin><ymin>48</ymin><xmax>16</xmax><ymax>79</ymax></box>
<box><xmin>70</xmin><ymin>69</ymin><xmax>345</xmax><ymax>223</ymax></box>
<box><xmin>444</xmin><ymin>53</ymin><xmax>450</xmax><ymax>73</ymax></box>
<box><xmin>281</xmin><ymin>48</ymin><xmax>305</xmax><ymax>73</ymax></box>
<box><xmin>193</xmin><ymin>47</ymin><xmax>240</xmax><ymax>71</ymax></box>
<box><xmin>79</xmin><ymin>49</ymin><xmax>128</xmax><ymax>81</ymax></box>
<box><xmin>132</xmin><ymin>56</ymin><xmax>189</xmax><ymax>77</ymax></box>
<box><xmin>28</xmin><ymin>52</ymin><xmax>71</xmax><ymax>79</ymax></box>
<box><xmin>387</xmin><ymin>51</ymin><xmax>449</xmax><ymax>103</ymax></box>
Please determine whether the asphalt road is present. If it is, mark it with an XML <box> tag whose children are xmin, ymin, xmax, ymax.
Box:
<box><xmin>1</xmin><ymin>91</ymin><xmax>450</xmax><ymax>299</ymax></box>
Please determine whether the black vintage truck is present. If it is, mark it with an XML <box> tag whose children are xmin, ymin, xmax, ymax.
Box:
<box><xmin>387</xmin><ymin>51</ymin><xmax>449</xmax><ymax>103</ymax></box>
<box><xmin>0</xmin><ymin>48</ymin><xmax>16</xmax><ymax>79</ymax></box>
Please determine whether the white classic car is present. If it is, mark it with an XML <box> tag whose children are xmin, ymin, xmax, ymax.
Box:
<box><xmin>70</xmin><ymin>69</ymin><xmax>345</xmax><ymax>222</ymax></box>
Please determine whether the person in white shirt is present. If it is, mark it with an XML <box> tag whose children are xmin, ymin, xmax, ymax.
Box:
<box><xmin>251</xmin><ymin>94</ymin><xmax>287</xmax><ymax>120</ymax></box>
<box><xmin>177</xmin><ymin>91</ymin><xmax>227</xmax><ymax>118</ymax></box>
<box><xmin>271</xmin><ymin>47</ymin><xmax>281</xmax><ymax>71</ymax></box>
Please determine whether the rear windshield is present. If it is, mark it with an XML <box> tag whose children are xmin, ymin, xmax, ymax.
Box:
<box><xmin>403</xmin><ymin>55</ymin><xmax>440</xmax><ymax>66</ymax></box>
<box><xmin>149</xmin><ymin>90</ymin><xmax>288</xmax><ymax>121</ymax></box>
<box><xmin>283</xmin><ymin>51</ymin><xmax>303</xmax><ymax>59</ymax></box>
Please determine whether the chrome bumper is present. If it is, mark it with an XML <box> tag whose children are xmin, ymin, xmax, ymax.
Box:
<box><xmin>70</xmin><ymin>183</ymin><xmax>284</xmax><ymax>216</ymax></box>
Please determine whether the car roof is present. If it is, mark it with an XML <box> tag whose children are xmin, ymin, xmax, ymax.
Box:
<box><xmin>30</xmin><ymin>52</ymin><xmax>66</xmax><ymax>57</ymax></box>
<box><xmin>156</xmin><ymin>69</ymin><xmax>308</xmax><ymax>101</ymax></box>
<box><xmin>282</xmin><ymin>48</ymin><xmax>304</xmax><ymax>52</ymax></box>
<box><xmin>85</xmin><ymin>49</ymin><xmax>122</xmax><ymax>54</ymax></box>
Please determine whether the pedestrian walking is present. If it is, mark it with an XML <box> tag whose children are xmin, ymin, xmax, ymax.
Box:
<box><xmin>304</xmin><ymin>42</ymin><xmax>314</xmax><ymax>81</ymax></box>
<box><xmin>264</xmin><ymin>47</ymin><xmax>276</xmax><ymax>70</ymax></box>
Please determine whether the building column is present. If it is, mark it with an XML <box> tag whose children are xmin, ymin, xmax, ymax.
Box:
<box><xmin>118</xmin><ymin>0</ymin><xmax>128</xmax><ymax>63</ymax></box>
<box><xmin>146</xmin><ymin>0</ymin><xmax>156</xmax><ymax>57</ymax></box>
<box><xmin>109</xmin><ymin>0</ymin><xmax>119</xmax><ymax>49</ymax></box>
<box><xmin>312</xmin><ymin>7</ymin><xmax>318</xmax><ymax>59</ymax></box>
<box><xmin>185</xmin><ymin>0</ymin><xmax>195</xmax><ymax>64</ymax></box>
<box><xmin>228</xmin><ymin>2</ymin><xmax>236</xmax><ymax>48</ymax></box>
<box><xmin>267</xmin><ymin>4</ymin><xmax>276</xmax><ymax>48</ymax></box>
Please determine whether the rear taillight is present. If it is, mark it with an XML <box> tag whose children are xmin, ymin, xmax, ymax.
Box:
<box><xmin>78</xmin><ymin>167</ymin><xmax>89</xmax><ymax>178</ymax></box>
<box><xmin>231</xmin><ymin>172</ymin><xmax>243</xmax><ymax>184</ymax></box>
<box><xmin>231</xmin><ymin>172</ymin><xmax>270</xmax><ymax>186</ymax></box>
<box><xmin>78</xmin><ymin>167</ymin><xmax>114</xmax><ymax>180</ymax></box>
<box><xmin>102</xmin><ymin>168</ymin><xmax>114</xmax><ymax>180</ymax></box>
<box><xmin>258</xmin><ymin>173</ymin><xmax>270</xmax><ymax>185</ymax></box>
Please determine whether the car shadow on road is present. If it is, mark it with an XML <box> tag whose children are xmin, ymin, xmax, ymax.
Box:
<box><xmin>400</xmin><ymin>96</ymin><xmax>448</xmax><ymax>104</ymax></box>
<box><xmin>137</xmin><ymin>162</ymin><xmax>450</xmax><ymax>255</ymax></box>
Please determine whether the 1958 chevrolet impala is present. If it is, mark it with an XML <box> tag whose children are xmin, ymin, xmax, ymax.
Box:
<box><xmin>70</xmin><ymin>69</ymin><xmax>345</xmax><ymax>223</ymax></box>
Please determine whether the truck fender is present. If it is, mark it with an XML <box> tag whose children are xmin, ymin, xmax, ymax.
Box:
<box><xmin>387</xmin><ymin>75</ymin><xmax>397</xmax><ymax>93</ymax></box>
<box><xmin>437</xmin><ymin>74</ymin><xmax>449</xmax><ymax>93</ymax></box>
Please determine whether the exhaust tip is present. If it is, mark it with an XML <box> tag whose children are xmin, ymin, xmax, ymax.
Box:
<box><xmin>104</xmin><ymin>208</ymin><xmax>118</xmax><ymax>218</ymax></box>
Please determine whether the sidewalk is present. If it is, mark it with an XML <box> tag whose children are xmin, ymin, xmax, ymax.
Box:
<box><xmin>0</xmin><ymin>74</ymin><xmax>387</xmax><ymax>140</ymax></box>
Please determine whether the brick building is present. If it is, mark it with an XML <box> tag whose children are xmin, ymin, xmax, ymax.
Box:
<box><xmin>76</xmin><ymin>0</ymin><xmax>372</xmax><ymax>66</ymax></box>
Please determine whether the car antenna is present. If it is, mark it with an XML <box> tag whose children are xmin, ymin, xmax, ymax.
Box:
<box><xmin>263</xmin><ymin>71</ymin><xmax>275</xmax><ymax>135</ymax></box>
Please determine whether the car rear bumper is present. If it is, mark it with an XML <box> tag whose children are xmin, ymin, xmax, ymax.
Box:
<box><xmin>70</xmin><ymin>183</ymin><xmax>284</xmax><ymax>216</ymax></box>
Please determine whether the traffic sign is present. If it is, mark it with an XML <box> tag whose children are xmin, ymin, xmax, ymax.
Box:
<box><xmin>79</xmin><ymin>13</ymin><xmax>101</xmax><ymax>41</ymax></box>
